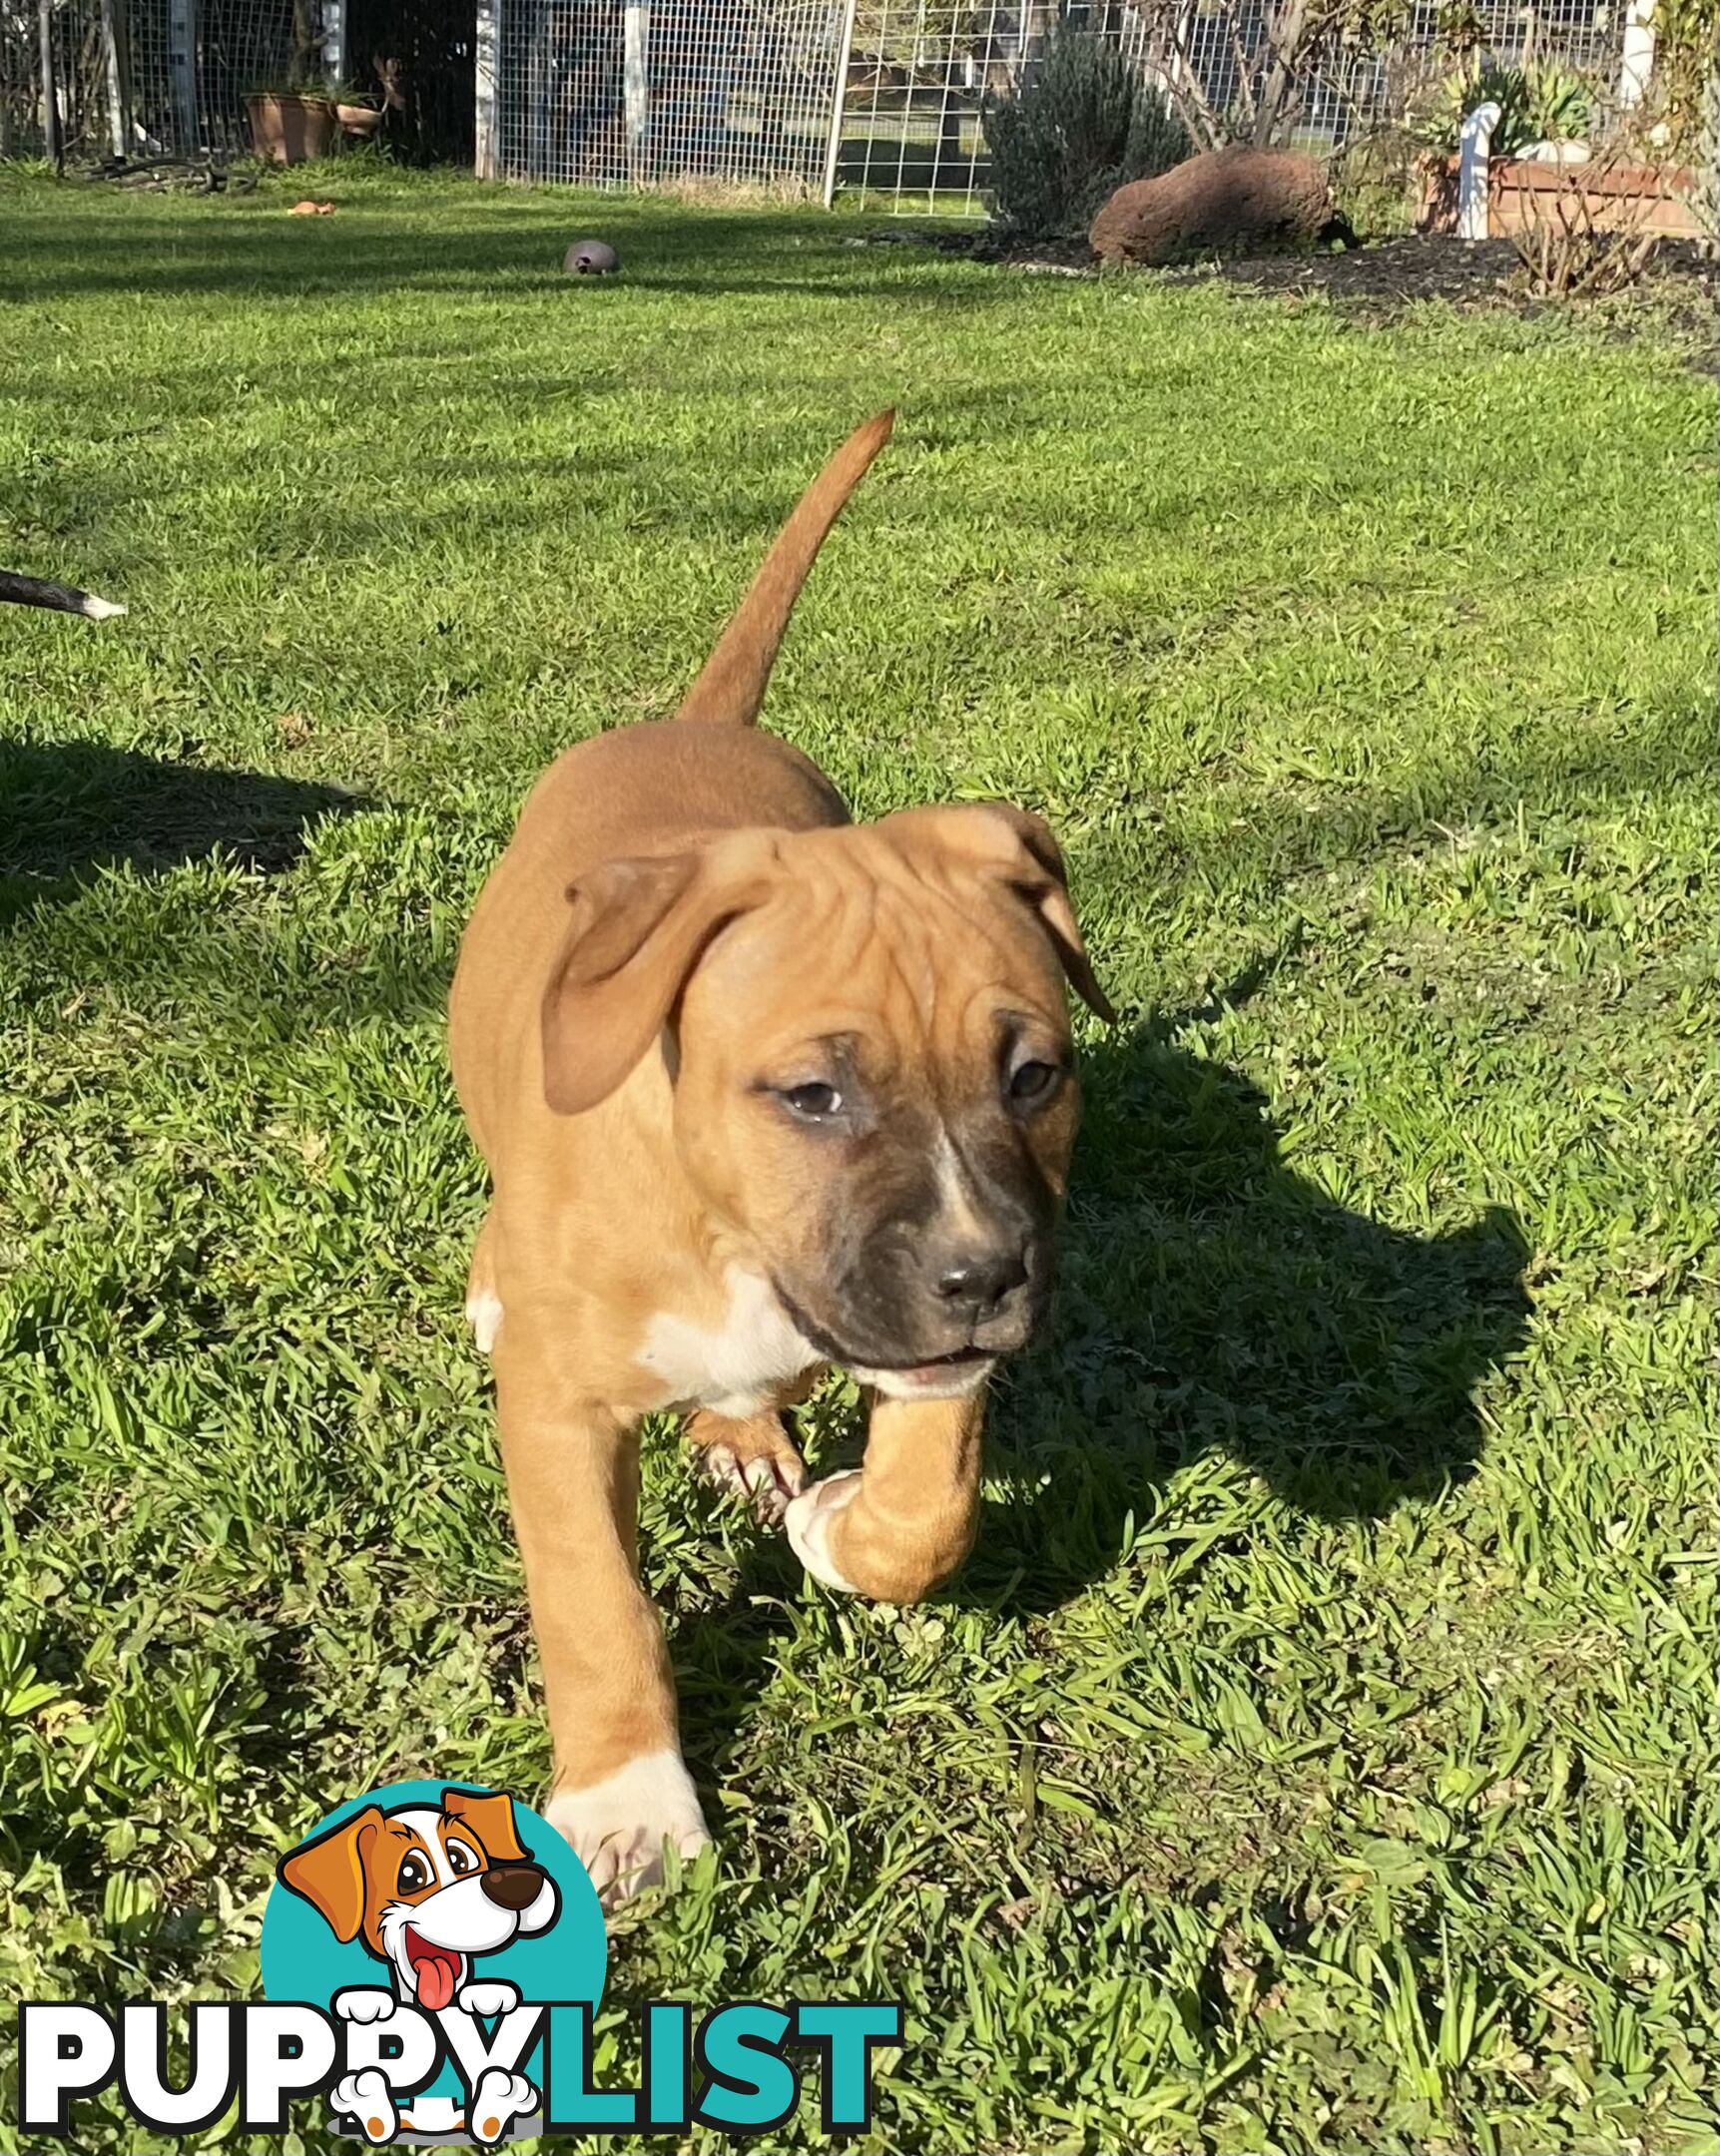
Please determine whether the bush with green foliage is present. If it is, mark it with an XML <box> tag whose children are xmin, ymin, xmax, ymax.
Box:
<box><xmin>1650</xmin><ymin>0</ymin><xmax>1720</xmax><ymax>160</ymax></box>
<box><xmin>1416</xmin><ymin>56</ymin><xmax>1594</xmax><ymax>158</ymax></box>
<box><xmin>982</xmin><ymin>28</ymin><xmax>1190</xmax><ymax>242</ymax></box>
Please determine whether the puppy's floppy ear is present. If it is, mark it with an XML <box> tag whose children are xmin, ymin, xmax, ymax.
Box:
<box><xmin>933</xmin><ymin>803</ymin><xmax>1117</xmax><ymax>1024</ymax></box>
<box><xmin>440</xmin><ymin>1787</ymin><xmax>529</xmax><ymax>1867</ymax></box>
<box><xmin>278</xmin><ymin>1805</ymin><xmax>383</xmax><ymax>1943</ymax></box>
<box><xmin>541</xmin><ymin>832</ymin><xmax>778</xmax><ymax>1115</ymax></box>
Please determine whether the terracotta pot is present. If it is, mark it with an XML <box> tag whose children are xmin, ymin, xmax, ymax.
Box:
<box><xmin>246</xmin><ymin>92</ymin><xmax>337</xmax><ymax>166</ymax></box>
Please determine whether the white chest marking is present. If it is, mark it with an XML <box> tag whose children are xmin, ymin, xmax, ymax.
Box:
<box><xmin>637</xmin><ymin>1267</ymin><xmax>820</xmax><ymax>1418</ymax></box>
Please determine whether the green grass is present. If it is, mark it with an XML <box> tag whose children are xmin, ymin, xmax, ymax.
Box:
<box><xmin>0</xmin><ymin>164</ymin><xmax>1714</xmax><ymax>2154</ymax></box>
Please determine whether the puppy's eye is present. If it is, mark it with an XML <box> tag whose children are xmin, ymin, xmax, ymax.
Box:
<box><xmin>1007</xmin><ymin>1059</ymin><xmax>1062</xmax><ymax>1106</ymax></box>
<box><xmin>445</xmin><ymin>1840</ymin><xmax>479</xmax><ymax>1877</ymax></box>
<box><xmin>781</xmin><ymin>1082</ymin><xmax>842</xmax><ymax>1119</ymax></box>
<box><xmin>397</xmin><ymin>1852</ymin><xmax>431</xmax><ymax>1894</ymax></box>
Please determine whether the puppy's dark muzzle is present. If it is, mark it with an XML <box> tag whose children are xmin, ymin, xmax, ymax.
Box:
<box><xmin>481</xmin><ymin>1863</ymin><xmax>548</xmax><ymax>1910</ymax></box>
<box><xmin>783</xmin><ymin>1236</ymin><xmax>1053</xmax><ymax>1372</ymax></box>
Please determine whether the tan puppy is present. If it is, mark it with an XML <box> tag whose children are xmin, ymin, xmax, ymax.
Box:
<box><xmin>449</xmin><ymin>412</ymin><xmax>1112</xmax><ymax>1903</ymax></box>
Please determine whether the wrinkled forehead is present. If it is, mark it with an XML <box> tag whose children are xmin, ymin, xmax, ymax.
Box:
<box><xmin>686</xmin><ymin>827</ymin><xmax>1070</xmax><ymax>1055</ymax></box>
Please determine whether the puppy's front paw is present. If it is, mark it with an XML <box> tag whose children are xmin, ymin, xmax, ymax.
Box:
<box><xmin>701</xmin><ymin>1443</ymin><xmax>807</xmax><ymax>1523</ymax></box>
<box><xmin>332</xmin><ymin>1987</ymin><xmax>397</xmax><ymax>2025</ymax></box>
<box><xmin>457</xmin><ymin>1979</ymin><xmax>520</xmax><ymax>2018</ymax></box>
<box><xmin>468</xmin><ymin>2067</ymin><xmax>537</xmax><ymax>2146</ymax></box>
<box><xmin>784</xmin><ymin>1468</ymin><xmax>862</xmax><ymax>1592</ymax></box>
<box><xmin>331</xmin><ymin>2067</ymin><xmax>397</xmax><ymax>2144</ymax></box>
<box><xmin>546</xmin><ymin>1748</ymin><xmax>711</xmax><ymax>1908</ymax></box>
<box><xmin>689</xmin><ymin>1410</ymin><xmax>807</xmax><ymax>1524</ymax></box>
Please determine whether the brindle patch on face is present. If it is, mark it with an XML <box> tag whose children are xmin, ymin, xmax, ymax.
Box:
<box><xmin>670</xmin><ymin>819</ymin><xmax>1083</xmax><ymax>1373</ymax></box>
<box><xmin>800</xmin><ymin>1101</ymin><xmax>1057</xmax><ymax>1368</ymax></box>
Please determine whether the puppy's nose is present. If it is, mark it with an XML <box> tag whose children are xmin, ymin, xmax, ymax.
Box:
<box><xmin>480</xmin><ymin>1863</ymin><xmax>546</xmax><ymax>1910</ymax></box>
<box><xmin>932</xmin><ymin>1245</ymin><xmax>1028</xmax><ymax>1316</ymax></box>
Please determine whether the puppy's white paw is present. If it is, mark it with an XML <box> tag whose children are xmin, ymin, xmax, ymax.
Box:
<box><xmin>457</xmin><ymin>1978</ymin><xmax>520</xmax><ymax>2018</ymax></box>
<box><xmin>546</xmin><ymin>1748</ymin><xmax>712</xmax><ymax>1907</ymax></box>
<box><xmin>332</xmin><ymin>1986</ymin><xmax>397</xmax><ymax>2025</ymax></box>
<box><xmin>784</xmin><ymin>1469</ymin><xmax>862</xmax><ymax>1592</ymax></box>
<box><xmin>466</xmin><ymin>1286</ymin><xmax>503</xmax><ymax>1354</ymax></box>
<box><xmin>468</xmin><ymin>2067</ymin><xmax>537</xmax><ymax>2147</ymax></box>
<box><xmin>331</xmin><ymin>2067</ymin><xmax>397</xmax><ymax>2143</ymax></box>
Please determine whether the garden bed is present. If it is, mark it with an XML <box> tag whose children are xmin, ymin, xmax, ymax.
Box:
<box><xmin>860</xmin><ymin>226</ymin><xmax>1715</xmax><ymax>343</ymax></box>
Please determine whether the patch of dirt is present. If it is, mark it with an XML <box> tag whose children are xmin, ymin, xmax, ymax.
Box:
<box><xmin>1151</xmin><ymin>234</ymin><xmax>1717</xmax><ymax>342</ymax></box>
<box><xmin>852</xmin><ymin>227</ymin><xmax>1717</xmax><ymax>351</ymax></box>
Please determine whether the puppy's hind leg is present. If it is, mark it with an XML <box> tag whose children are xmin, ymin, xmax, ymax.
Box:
<box><xmin>686</xmin><ymin>1408</ymin><xmax>807</xmax><ymax>1524</ymax></box>
<box><xmin>465</xmin><ymin>1213</ymin><xmax>504</xmax><ymax>1354</ymax></box>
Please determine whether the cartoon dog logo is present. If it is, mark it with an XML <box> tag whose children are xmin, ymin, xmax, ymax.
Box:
<box><xmin>279</xmin><ymin>1786</ymin><xmax>561</xmax><ymax>2145</ymax></box>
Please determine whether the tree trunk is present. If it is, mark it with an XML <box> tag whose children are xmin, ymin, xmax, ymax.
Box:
<box><xmin>1251</xmin><ymin>0</ymin><xmax>1307</xmax><ymax>149</ymax></box>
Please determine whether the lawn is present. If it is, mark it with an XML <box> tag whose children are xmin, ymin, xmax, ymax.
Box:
<box><xmin>0</xmin><ymin>166</ymin><xmax>1713</xmax><ymax>2154</ymax></box>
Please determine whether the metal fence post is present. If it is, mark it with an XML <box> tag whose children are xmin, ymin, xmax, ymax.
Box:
<box><xmin>167</xmin><ymin>0</ymin><xmax>198</xmax><ymax>154</ymax></box>
<box><xmin>320</xmin><ymin>0</ymin><xmax>344</xmax><ymax>87</ymax></box>
<box><xmin>98</xmin><ymin>0</ymin><xmax>130</xmax><ymax>156</ymax></box>
<box><xmin>623</xmin><ymin>1</ymin><xmax>650</xmax><ymax>183</ymax></box>
<box><xmin>822</xmin><ymin>0</ymin><xmax>858</xmax><ymax>208</ymax></box>
<box><xmin>38</xmin><ymin>0</ymin><xmax>62</xmax><ymax>171</ymax></box>
<box><xmin>1617</xmin><ymin>0</ymin><xmax>1656</xmax><ymax>107</ymax></box>
<box><xmin>474</xmin><ymin>0</ymin><xmax>497</xmax><ymax>175</ymax></box>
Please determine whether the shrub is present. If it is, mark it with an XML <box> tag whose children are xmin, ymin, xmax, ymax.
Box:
<box><xmin>1653</xmin><ymin>0</ymin><xmax>1720</xmax><ymax>159</ymax></box>
<box><xmin>1506</xmin><ymin>141</ymin><xmax>1665</xmax><ymax>298</ymax></box>
<box><xmin>1416</xmin><ymin>57</ymin><xmax>1594</xmax><ymax>159</ymax></box>
<box><xmin>1330</xmin><ymin>127</ymin><xmax>1426</xmax><ymax>239</ymax></box>
<box><xmin>982</xmin><ymin>28</ymin><xmax>1191</xmax><ymax>242</ymax></box>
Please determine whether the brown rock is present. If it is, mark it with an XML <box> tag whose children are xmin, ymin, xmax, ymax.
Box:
<box><xmin>1089</xmin><ymin>147</ymin><xmax>1353</xmax><ymax>266</ymax></box>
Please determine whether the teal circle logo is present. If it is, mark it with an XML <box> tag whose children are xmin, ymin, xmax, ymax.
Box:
<box><xmin>261</xmin><ymin>1780</ymin><xmax>605</xmax><ymax>2141</ymax></box>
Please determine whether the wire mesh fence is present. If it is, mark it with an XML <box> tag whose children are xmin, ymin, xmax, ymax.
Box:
<box><xmin>837</xmin><ymin>1</ymin><xmax>1030</xmax><ymax>214</ymax></box>
<box><xmin>2</xmin><ymin>0</ymin><xmax>299</xmax><ymax>162</ymax></box>
<box><xmin>837</xmin><ymin>0</ymin><xmax>1636</xmax><ymax>215</ymax></box>
<box><xmin>2</xmin><ymin>0</ymin><xmax>1644</xmax><ymax>201</ymax></box>
<box><xmin>489</xmin><ymin>0</ymin><xmax>851</xmax><ymax>195</ymax></box>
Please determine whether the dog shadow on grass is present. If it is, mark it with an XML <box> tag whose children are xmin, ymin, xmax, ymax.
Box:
<box><xmin>0</xmin><ymin>739</ymin><xmax>366</xmax><ymax>930</ymax></box>
<box><xmin>677</xmin><ymin>993</ymin><xmax>1529</xmax><ymax>1787</ymax></box>
<box><xmin>957</xmin><ymin>1018</ymin><xmax>1531</xmax><ymax>1616</ymax></box>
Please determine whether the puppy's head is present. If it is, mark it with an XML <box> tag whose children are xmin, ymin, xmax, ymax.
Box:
<box><xmin>542</xmin><ymin>803</ymin><xmax>1112</xmax><ymax>1395</ymax></box>
<box><xmin>278</xmin><ymin>1788</ymin><xmax>559</xmax><ymax>2007</ymax></box>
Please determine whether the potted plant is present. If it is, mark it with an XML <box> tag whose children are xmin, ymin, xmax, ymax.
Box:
<box><xmin>330</xmin><ymin>85</ymin><xmax>385</xmax><ymax>142</ymax></box>
<box><xmin>1413</xmin><ymin>57</ymin><xmax>1705</xmax><ymax>241</ymax></box>
<box><xmin>245</xmin><ymin>0</ymin><xmax>335</xmax><ymax>165</ymax></box>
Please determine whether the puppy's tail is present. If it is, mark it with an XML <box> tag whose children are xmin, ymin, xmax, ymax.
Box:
<box><xmin>0</xmin><ymin>569</ymin><xmax>126</xmax><ymax>620</ymax></box>
<box><xmin>672</xmin><ymin>409</ymin><xmax>893</xmax><ymax>727</ymax></box>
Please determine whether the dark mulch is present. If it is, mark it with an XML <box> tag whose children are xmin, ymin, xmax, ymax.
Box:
<box><xmin>848</xmin><ymin>227</ymin><xmax>1717</xmax><ymax>352</ymax></box>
